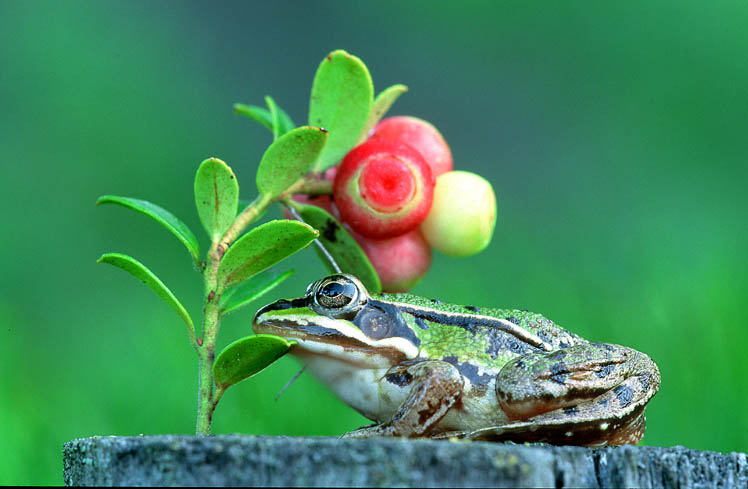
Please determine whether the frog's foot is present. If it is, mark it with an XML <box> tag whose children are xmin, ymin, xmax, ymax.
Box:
<box><xmin>340</xmin><ymin>423</ymin><xmax>386</xmax><ymax>439</ymax></box>
<box><xmin>342</xmin><ymin>360</ymin><xmax>464</xmax><ymax>438</ymax></box>
<box><xmin>488</xmin><ymin>342</ymin><xmax>660</xmax><ymax>446</ymax></box>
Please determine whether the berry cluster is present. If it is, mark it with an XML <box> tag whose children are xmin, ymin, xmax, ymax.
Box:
<box><xmin>298</xmin><ymin>116</ymin><xmax>496</xmax><ymax>292</ymax></box>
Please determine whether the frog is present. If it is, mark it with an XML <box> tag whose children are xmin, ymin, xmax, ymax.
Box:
<box><xmin>252</xmin><ymin>274</ymin><xmax>660</xmax><ymax>446</ymax></box>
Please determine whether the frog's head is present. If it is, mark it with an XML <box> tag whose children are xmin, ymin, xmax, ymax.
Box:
<box><xmin>252</xmin><ymin>274</ymin><xmax>420</xmax><ymax>368</ymax></box>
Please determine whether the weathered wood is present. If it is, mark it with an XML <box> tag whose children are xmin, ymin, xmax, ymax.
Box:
<box><xmin>63</xmin><ymin>435</ymin><xmax>747</xmax><ymax>487</ymax></box>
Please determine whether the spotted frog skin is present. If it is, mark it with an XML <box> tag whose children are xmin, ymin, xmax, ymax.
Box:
<box><xmin>253</xmin><ymin>274</ymin><xmax>660</xmax><ymax>446</ymax></box>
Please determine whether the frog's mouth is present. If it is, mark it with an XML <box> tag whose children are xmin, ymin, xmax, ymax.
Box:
<box><xmin>253</xmin><ymin>302</ymin><xmax>416</xmax><ymax>368</ymax></box>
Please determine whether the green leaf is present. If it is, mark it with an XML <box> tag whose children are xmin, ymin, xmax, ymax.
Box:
<box><xmin>220</xmin><ymin>268</ymin><xmax>295</xmax><ymax>315</ymax></box>
<box><xmin>213</xmin><ymin>335</ymin><xmax>296</xmax><ymax>389</ymax></box>
<box><xmin>266</xmin><ymin>96</ymin><xmax>281</xmax><ymax>140</ymax></box>
<box><xmin>256</xmin><ymin>126</ymin><xmax>328</xmax><ymax>199</ymax></box>
<box><xmin>218</xmin><ymin>220</ymin><xmax>318</xmax><ymax>288</ymax></box>
<box><xmin>360</xmin><ymin>84</ymin><xmax>408</xmax><ymax>143</ymax></box>
<box><xmin>97</xmin><ymin>253</ymin><xmax>195</xmax><ymax>335</ymax></box>
<box><xmin>264</xmin><ymin>96</ymin><xmax>296</xmax><ymax>139</ymax></box>
<box><xmin>234</xmin><ymin>103</ymin><xmax>273</xmax><ymax>131</ymax></box>
<box><xmin>309</xmin><ymin>49</ymin><xmax>373</xmax><ymax>172</ymax></box>
<box><xmin>96</xmin><ymin>195</ymin><xmax>201</xmax><ymax>265</ymax></box>
<box><xmin>297</xmin><ymin>203</ymin><xmax>381</xmax><ymax>294</ymax></box>
<box><xmin>277</xmin><ymin>106</ymin><xmax>296</xmax><ymax>136</ymax></box>
<box><xmin>235</xmin><ymin>100</ymin><xmax>296</xmax><ymax>139</ymax></box>
<box><xmin>194</xmin><ymin>158</ymin><xmax>239</xmax><ymax>241</ymax></box>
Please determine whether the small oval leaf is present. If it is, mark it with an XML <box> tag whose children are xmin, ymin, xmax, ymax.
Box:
<box><xmin>266</xmin><ymin>96</ymin><xmax>281</xmax><ymax>140</ymax></box>
<box><xmin>96</xmin><ymin>196</ymin><xmax>201</xmax><ymax>265</ymax></box>
<box><xmin>297</xmin><ymin>203</ymin><xmax>381</xmax><ymax>294</ymax></box>
<box><xmin>194</xmin><ymin>158</ymin><xmax>239</xmax><ymax>241</ymax></box>
<box><xmin>276</xmin><ymin>105</ymin><xmax>296</xmax><ymax>136</ymax></box>
<box><xmin>220</xmin><ymin>268</ymin><xmax>295</xmax><ymax>316</ymax></box>
<box><xmin>264</xmin><ymin>95</ymin><xmax>296</xmax><ymax>140</ymax></box>
<box><xmin>360</xmin><ymin>84</ymin><xmax>408</xmax><ymax>143</ymax></box>
<box><xmin>309</xmin><ymin>49</ymin><xmax>374</xmax><ymax>172</ymax></box>
<box><xmin>234</xmin><ymin>103</ymin><xmax>273</xmax><ymax>131</ymax></box>
<box><xmin>213</xmin><ymin>335</ymin><xmax>295</xmax><ymax>388</ymax></box>
<box><xmin>255</xmin><ymin>126</ymin><xmax>328</xmax><ymax>198</ymax></box>
<box><xmin>97</xmin><ymin>253</ymin><xmax>195</xmax><ymax>335</ymax></box>
<box><xmin>236</xmin><ymin>100</ymin><xmax>295</xmax><ymax>138</ymax></box>
<box><xmin>218</xmin><ymin>220</ymin><xmax>318</xmax><ymax>288</ymax></box>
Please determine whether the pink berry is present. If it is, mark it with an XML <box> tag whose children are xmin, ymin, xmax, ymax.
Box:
<box><xmin>371</xmin><ymin>116</ymin><xmax>453</xmax><ymax>177</ymax></box>
<box><xmin>347</xmin><ymin>225</ymin><xmax>432</xmax><ymax>293</ymax></box>
<box><xmin>334</xmin><ymin>139</ymin><xmax>434</xmax><ymax>239</ymax></box>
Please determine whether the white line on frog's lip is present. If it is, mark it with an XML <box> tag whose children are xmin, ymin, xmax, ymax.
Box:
<box><xmin>253</xmin><ymin>312</ymin><xmax>419</xmax><ymax>367</ymax></box>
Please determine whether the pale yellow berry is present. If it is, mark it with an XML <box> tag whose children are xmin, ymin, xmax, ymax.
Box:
<box><xmin>421</xmin><ymin>171</ymin><xmax>497</xmax><ymax>257</ymax></box>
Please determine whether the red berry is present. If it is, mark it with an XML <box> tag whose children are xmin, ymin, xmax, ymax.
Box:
<box><xmin>371</xmin><ymin>116</ymin><xmax>453</xmax><ymax>177</ymax></box>
<box><xmin>347</xmin><ymin>225</ymin><xmax>432</xmax><ymax>293</ymax></box>
<box><xmin>334</xmin><ymin>139</ymin><xmax>434</xmax><ymax>239</ymax></box>
<box><xmin>359</xmin><ymin>157</ymin><xmax>415</xmax><ymax>213</ymax></box>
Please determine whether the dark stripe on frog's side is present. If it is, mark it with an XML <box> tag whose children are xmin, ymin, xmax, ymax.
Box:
<box><xmin>484</xmin><ymin>328</ymin><xmax>539</xmax><ymax>359</ymax></box>
<box><xmin>442</xmin><ymin>355</ymin><xmax>493</xmax><ymax>387</ymax></box>
<box><xmin>353</xmin><ymin>299</ymin><xmax>421</xmax><ymax>347</ymax></box>
<box><xmin>414</xmin><ymin>317</ymin><xmax>428</xmax><ymax>330</ymax></box>
<box><xmin>382</xmin><ymin>300</ymin><xmax>551</xmax><ymax>351</ymax></box>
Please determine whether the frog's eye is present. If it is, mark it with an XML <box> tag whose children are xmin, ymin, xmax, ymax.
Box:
<box><xmin>311</xmin><ymin>274</ymin><xmax>368</xmax><ymax>318</ymax></box>
<box><xmin>318</xmin><ymin>281</ymin><xmax>355</xmax><ymax>308</ymax></box>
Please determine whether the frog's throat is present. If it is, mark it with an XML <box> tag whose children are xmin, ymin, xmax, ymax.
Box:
<box><xmin>253</xmin><ymin>312</ymin><xmax>419</xmax><ymax>368</ymax></box>
<box><xmin>388</xmin><ymin>301</ymin><xmax>553</xmax><ymax>352</ymax></box>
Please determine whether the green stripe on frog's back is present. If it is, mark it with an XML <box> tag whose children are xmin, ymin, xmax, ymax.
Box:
<box><xmin>377</xmin><ymin>293</ymin><xmax>581</xmax><ymax>368</ymax></box>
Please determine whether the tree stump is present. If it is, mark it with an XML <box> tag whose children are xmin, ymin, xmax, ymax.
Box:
<box><xmin>63</xmin><ymin>435</ymin><xmax>747</xmax><ymax>487</ymax></box>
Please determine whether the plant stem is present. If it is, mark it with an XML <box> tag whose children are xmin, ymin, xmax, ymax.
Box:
<box><xmin>293</xmin><ymin>177</ymin><xmax>333</xmax><ymax>197</ymax></box>
<box><xmin>218</xmin><ymin>194</ymin><xmax>273</xmax><ymax>258</ymax></box>
<box><xmin>193</xmin><ymin>175</ymin><xmax>333</xmax><ymax>434</ymax></box>
<box><xmin>195</xmin><ymin>276</ymin><xmax>222</xmax><ymax>434</ymax></box>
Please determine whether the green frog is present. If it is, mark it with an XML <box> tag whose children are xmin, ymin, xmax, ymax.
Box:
<box><xmin>252</xmin><ymin>274</ymin><xmax>660</xmax><ymax>446</ymax></box>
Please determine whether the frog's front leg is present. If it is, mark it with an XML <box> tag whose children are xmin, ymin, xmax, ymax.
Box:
<box><xmin>342</xmin><ymin>360</ymin><xmax>464</xmax><ymax>438</ymax></box>
<box><xmin>477</xmin><ymin>342</ymin><xmax>660</xmax><ymax>446</ymax></box>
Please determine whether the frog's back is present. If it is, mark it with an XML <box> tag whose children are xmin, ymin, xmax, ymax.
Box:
<box><xmin>378</xmin><ymin>293</ymin><xmax>583</xmax><ymax>372</ymax></box>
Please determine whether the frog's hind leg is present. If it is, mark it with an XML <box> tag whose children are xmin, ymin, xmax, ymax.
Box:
<box><xmin>483</xmin><ymin>343</ymin><xmax>660</xmax><ymax>446</ymax></box>
<box><xmin>475</xmin><ymin>380</ymin><xmax>649</xmax><ymax>445</ymax></box>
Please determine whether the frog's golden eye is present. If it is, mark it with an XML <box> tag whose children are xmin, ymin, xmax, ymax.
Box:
<box><xmin>310</xmin><ymin>274</ymin><xmax>368</xmax><ymax>318</ymax></box>
<box><xmin>317</xmin><ymin>280</ymin><xmax>357</xmax><ymax>309</ymax></box>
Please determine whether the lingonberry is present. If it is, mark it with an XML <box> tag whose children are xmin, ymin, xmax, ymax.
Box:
<box><xmin>347</xmin><ymin>225</ymin><xmax>432</xmax><ymax>292</ymax></box>
<box><xmin>421</xmin><ymin>171</ymin><xmax>496</xmax><ymax>257</ymax></box>
<box><xmin>334</xmin><ymin>139</ymin><xmax>434</xmax><ymax>239</ymax></box>
<box><xmin>370</xmin><ymin>116</ymin><xmax>452</xmax><ymax>177</ymax></box>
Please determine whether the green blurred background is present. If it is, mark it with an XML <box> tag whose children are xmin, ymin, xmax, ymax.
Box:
<box><xmin>2</xmin><ymin>1</ymin><xmax>747</xmax><ymax>483</ymax></box>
